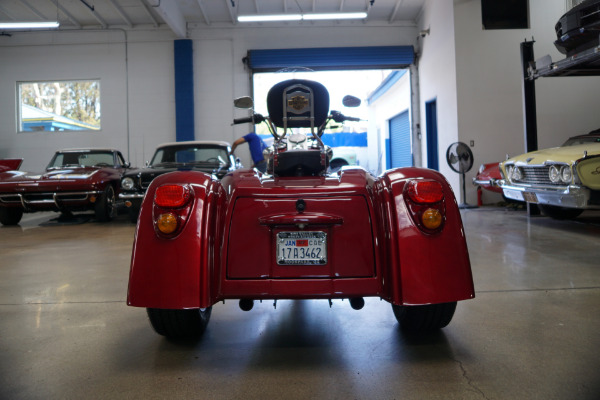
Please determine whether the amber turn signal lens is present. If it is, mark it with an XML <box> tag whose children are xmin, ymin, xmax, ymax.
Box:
<box><xmin>422</xmin><ymin>208</ymin><xmax>442</xmax><ymax>230</ymax></box>
<box><xmin>156</xmin><ymin>213</ymin><xmax>178</xmax><ymax>234</ymax></box>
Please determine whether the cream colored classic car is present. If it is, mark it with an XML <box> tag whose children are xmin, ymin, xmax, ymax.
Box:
<box><xmin>499</xmin><ymin>129</ymin><xmax>600</xmax><ymax>219</ymax></box>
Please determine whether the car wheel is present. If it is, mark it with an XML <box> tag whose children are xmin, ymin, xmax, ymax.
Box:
<box><xmin>94</xmin><ymin>185</ymin><xmax>116</xmax><ymax>222</ymax></box>
<box><xmin>538</xmin><ymin>204</ymin><xmax>583</xmax><ymax>220</ymax></box>
<box><xmin>0</xmin><ymin>207</ymin><xmax>23</xmax><ymax>226</ymax></box>
<box><xmin>146</xmin><ymin>307</ymin><xmax>212</xmax><ymax>339</ymax></box>
<box><xmin>392</xmin><ymin>302</ymin><xmax>457</xmax><ymax>333</ymax></box>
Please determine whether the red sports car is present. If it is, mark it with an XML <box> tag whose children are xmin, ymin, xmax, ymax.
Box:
<box><xmin>472</xmin><ymin>162</ymin><xmax>503</xmax><ymax>194</ymax></box>
<box><xmin>127</xmin><ymin>79</ymin><xmax>475</xmax><ymax>338</ymax></box>
<box><xmin>0</xmin><ymin>159</ymin><xmax>23</xmax><ymax>173</ymax></box>
<box><xmin>0</xmin><ymin>149</ymin><xmax>130</xmax><ymax>225</ymax></box>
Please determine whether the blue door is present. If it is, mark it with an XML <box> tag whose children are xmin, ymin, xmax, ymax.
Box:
<box><xmin>388</xmin><ymin>110</ymin><xmax>412</xmax><ymax>168</ymax></box>
<box><xmin>425</xmin><ymin>99</ymin><xmax>438</xmax><ymax>170</ymax></box>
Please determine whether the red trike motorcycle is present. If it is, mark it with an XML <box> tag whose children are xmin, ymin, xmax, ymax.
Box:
<box><xmin>127</xmin><ymin>78</ymin><xmax>474</xmax><ymax>338</ymax></box>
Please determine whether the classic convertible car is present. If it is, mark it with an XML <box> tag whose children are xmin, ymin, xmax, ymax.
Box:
<box><xmin>127</xmin><ymin>79</ymin><xmax>475</xmax><ymax>339</ymax></box>
<box><xmin>0</xmin><ymin>148</ymin><xmax>130</xmax><ymax>225</ymax></box>
<box><xmin>499</xmin><ymin>129</ymin><xmax>600</xmax><ymax>219</ymax></box>
<box><xmin>119</xmin><ymin>140</ymin><xmax>238</xmax><ymax>221</ymax></box>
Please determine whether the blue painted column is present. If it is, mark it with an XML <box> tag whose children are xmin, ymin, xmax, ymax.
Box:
<box><xmin>174</xmin><ymin>39</ymin><xmax>195</xmax><ymax>142</ymax></box>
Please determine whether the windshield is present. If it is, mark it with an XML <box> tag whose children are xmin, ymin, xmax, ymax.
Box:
<box><xmin>47</xmin><ymin>151</ymin><xmax>115</xmax><ymax>169</ymax></box>
<box><xmin>562</xmin><ymin>135</ymin><xmax>600</xmax><ymax>146</ymax></box>
<box><xmin>150</xmin><ymin>145</ymin><xmax>230</xmax><ymax>167</ymax></box>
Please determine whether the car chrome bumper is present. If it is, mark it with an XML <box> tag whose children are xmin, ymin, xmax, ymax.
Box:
<box><xmin>472</xmin><ymin>177</ymin><xmax>498</xmax><ymax>187</ymax></box>
<box><xmin>118</xmin><ymin>192</ymin><xmax>145</xmax><ymax>200</ymax></box>
<box><xmin>0</xmin><ymin>191</ymin><xmax>102</xmax><ymax>209</ymax></box>
<box><xmin>499</xmin><ymin>181</ymin><xmax>598</xmax><ymax>209</ymax></box>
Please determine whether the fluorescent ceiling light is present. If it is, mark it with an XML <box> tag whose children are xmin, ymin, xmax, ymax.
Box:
<box><xmin>303</xmin><ymin>12</ymin><xmax>368</xmax><ymax>20</ymax></box>
<box><xmin>238</xmin><ymin>12</ymin><xmax>367</xmax><ymax>23</ymax></box>
<box><xmin>0</xmin><ymin>21</ymin><xmax>60</xmax><ymax>30</ymax></box>
<box><xmin>238</xmin><ymin>15</ymin><xmax>302</xmax><ymax>22</ymax></box>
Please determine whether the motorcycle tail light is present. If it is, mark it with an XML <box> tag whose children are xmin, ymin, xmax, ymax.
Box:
<box><xmin>406</xmin><ymin>180</ymin><xmax>444</xmax><ymax>204</ymax></box>
<box><xmin>153</xmin><ymin>184</ymin><xmax>194</xmax><ymax>238</ymax></box>
<box><xmin>404</xmin><ymin>179</ymin><xmax>446</xmax><ymax>234</ymax></box>
<box><xmin>155</xmin><ymin>184</ymin><xmax>191</xmax><ymax>208</ymax></box>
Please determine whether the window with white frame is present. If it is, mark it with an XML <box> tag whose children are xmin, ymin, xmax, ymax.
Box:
<box><xmin>17</xmin><ymin>79</ymin><xmax>101</xmax><ymax>132</ymax></box>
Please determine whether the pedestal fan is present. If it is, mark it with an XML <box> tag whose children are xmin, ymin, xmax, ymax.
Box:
<box><xmin>446</xmin><ymin>142</ymin><xmax>477</xmax><ymax>209</ymax></box>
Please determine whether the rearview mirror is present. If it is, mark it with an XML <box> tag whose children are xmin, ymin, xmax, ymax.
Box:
<box><xmin>342</xmin><ymin>95</ymin><xmax>361</xmax><ymax>108</ymax></box>
<box><xmin>234</xmin><ymin>96</ymin><xmax>254</xmax><ymax>109</ymax></box>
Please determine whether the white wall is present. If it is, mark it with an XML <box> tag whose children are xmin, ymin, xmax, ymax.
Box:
<box><xmin>417</xmin><ymin>0</ymin><xmax>461</xmax><ymax>198</ymax></box>
<box><xmin>453</xmin><ymin>0</ymin><xmax>600</xmax><ymax>204</ymax></box>
<box><xmin>0</xmin><ymin>24</ymin><xmax>418</xmax><ymax>171</ymax></box>
<box><xmin>367</xmin><ymin>71</ymin><xmax>412</xmax><ymax>175</ymax></box>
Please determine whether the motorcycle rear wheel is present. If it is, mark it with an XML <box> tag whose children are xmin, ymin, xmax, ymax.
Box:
<box><xmin>146</xmin><ymin>307</ymin><xmax>212</xmax><ymax>339</ymax></box>
<box><xmin>392</xmin><ymin>302</ymin><xmax>457</xmax><ymax>332</ymax></box>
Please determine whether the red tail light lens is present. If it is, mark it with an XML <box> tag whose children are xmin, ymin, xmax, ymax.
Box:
<box><xmin>406</xmin><ymin>180</ymin><xmax>444</xmax><ymax>204</ymax></box>
<box><xmin>153</xmin><ymin>184</ymin><xmax>194</xmax><ymax>238</ymax></box>
<box><xmin>404</xmin><ymin>179</ymin><xmax>446</xmax><ymax>234</ymax></box>
<box><xmin>155</xmin><ymin>184</ymin><xmax>191</xmax><ymax>208</ymax></box>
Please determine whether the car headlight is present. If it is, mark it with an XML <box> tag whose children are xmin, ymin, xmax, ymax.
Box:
<box><xmin>478</xmin><ymin>164</ymin><xmax>485</xmax><ymax>174</ymax></box>
<box><xmin>505</xmin><ymin>165</ymin><xmax>513</xmax><ymax>181</ymax></box>
<box><xmin>512</xmin><ymin>166</ymin><xmax>523</xmax><ymax>181</ymax></box>
<box><xmin>549</xmin><ymin>165</ymin><xmax>561</xmax><ymax>183</ymax></box>
<box><xmin>121</xmin><ymin>177</ymin><xmax>135</xmax><ymax>190</ymax></box>
<box><xmin>560</xmin><ymin>165</ymin><xmax>572</xmax><ymax>183</ymax></box>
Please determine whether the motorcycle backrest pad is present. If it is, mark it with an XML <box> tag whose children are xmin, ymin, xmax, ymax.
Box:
<box><xmin>267</xmin><ymin>79</ymin><xmax>330</xmax><ymax>128</ymax></box>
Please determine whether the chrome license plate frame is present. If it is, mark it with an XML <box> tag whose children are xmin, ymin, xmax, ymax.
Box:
<box><xmin>276</xmin><ymin>231</ymin><xmax>327</xmax><ymax>265</ymax></box>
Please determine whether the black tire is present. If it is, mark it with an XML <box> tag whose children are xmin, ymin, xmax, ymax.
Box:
<box><xmin>94</xmin><ymin>185</ymin><xmax>116</xmax><ymax>222</ymax></box>
<box><xmin>146</xmin><ymin>307</ymin><xmax>212</xmax><ymax>339</ymax></box>
<box><xmin>538</xmin><ymin>204</ymin><xmax>583</xmax><ymax>220</ymax></box>
<box><xmin>392</xmin><ymin>302</ymin><xmax>457</xmax><ymax>333</ymax></box>
<box><xmin>0</xmin><ymin>207</ymin><xmax>23</xmax><ymax>226</ymax></box>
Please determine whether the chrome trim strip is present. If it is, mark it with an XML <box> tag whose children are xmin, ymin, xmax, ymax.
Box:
<box><xmin>118</xmin><ymin>193</ymin><xmax>145</xmax><ymax>199</ymax></box>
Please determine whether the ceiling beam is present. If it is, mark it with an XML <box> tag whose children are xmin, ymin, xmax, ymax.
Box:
<box><xmin>153</xmin><ymin>0</ymin><xmax>187</xmax><ymax>38</ymax></box>
<box><xmin>107</xmin><ymin>0</ymin><xmax>133</xmax><ymax>28</ymax></box>
<box><xmin>19</xmin><ymin>0</ymin><xmax>46</xmax><ymax>20</ymax></box>
<box><xmin>138</xmin><ymin>0</ymin><xmax>159</xmax><ymax>28</ymax></box>
<box><xmin>195</xmin><ymin>0</ymin><xmax>210</xmax><ymax>25</ymax></box>
<box><xmin>225</xmin><ymin>0</ymin><xmax>236</xmax><ymax>24</ymax></box>
<box><xmin>78</xmin><ymin>0</ymin><xmax>108</xmax><ymax>28</ymax></box>
<box><xmin>0</xmin><ymin>5</ymin><xmax>16</xmax><ymax>20</ymax></box>
<box><xmin>48</xmin><ymin>0</ymin><xmax>82</xmax><ymax>29</ymax></box>
<box><xmin>389</xmin><ymin>0</ymin><xmax>404</xmax><ymax>23</ymax></box>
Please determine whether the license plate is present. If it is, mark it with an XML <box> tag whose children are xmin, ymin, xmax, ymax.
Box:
<box><xmin>276</xmin><ymin>231</ymin><xmax>327</xmax><ymax>265</ymax></box>
<box><xmin>522</xmin><ymin>192</ymin><xmax>538</xmax><ymax>203</ymax></box>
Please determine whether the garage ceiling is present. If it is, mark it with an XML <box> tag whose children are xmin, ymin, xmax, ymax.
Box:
<box><xmin>0</xmin><ymin>0</ymin><xmax>425</xmax><ymax>38</ymax></box>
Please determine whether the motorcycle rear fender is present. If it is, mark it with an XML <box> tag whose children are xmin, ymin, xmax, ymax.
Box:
<box><xmin>127</xmin><ymin>171</ymin><xmax>223</xmax><ymax>309</ymax></box>
<box><xmin>378</xmin><ymin>168</ymin><xmax>475</xmax><ymax>305</ymax></box>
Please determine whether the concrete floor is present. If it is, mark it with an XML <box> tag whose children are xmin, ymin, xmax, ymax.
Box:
<box><xmin>0</xmin><ymin>207</ymin><xmax>599</xmax><ymax>400</ymax></box>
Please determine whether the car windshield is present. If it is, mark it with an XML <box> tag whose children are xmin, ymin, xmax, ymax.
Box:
<box><xmin>561</xmin><ymin>136</ymin><xmax>600</xmax><ymax>146</ymax></box>
<box><xmin>47</xmin><ymin>151</ymin><xmax>115</xmax><ymax>169</ymax></box>
<box><xmin>150</xmin><ymin>145</ymin><xmax>229</xmax><ymax>167</ymax></box>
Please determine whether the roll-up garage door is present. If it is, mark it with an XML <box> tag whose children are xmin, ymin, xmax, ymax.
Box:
<box><xmin>389</xmin><ymin>110</ymin><xmax>412</xmax><ymax>168</ymax></box>
<box><xmin>246</xmin><ymin>46</ymin><xmax>414</xmax><ymax>71</ymax></box>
